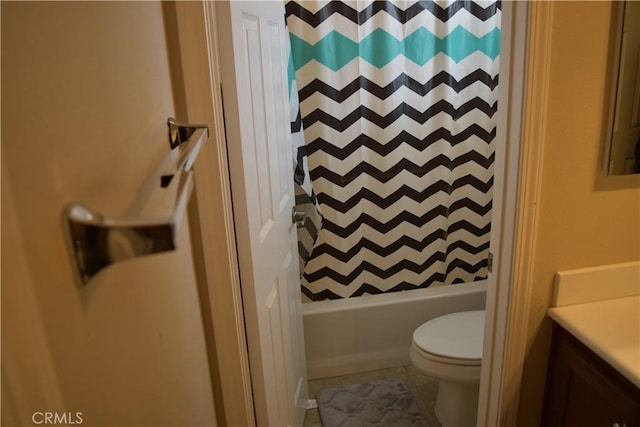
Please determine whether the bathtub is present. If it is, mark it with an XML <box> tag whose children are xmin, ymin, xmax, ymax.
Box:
<box><xmin>302</xmin><ymin>280</ymin><xmax>487</xmax><ymax>379</ymax></box>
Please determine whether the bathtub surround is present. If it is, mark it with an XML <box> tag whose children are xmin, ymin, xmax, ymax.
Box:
<box><xmin>304</xmin><ymin>280</ymin><xmax>486</xmax><ymax>379</ymax></box>
<box><xmin>286</xmin><ymin>1</ymin><xmax>501</xmax><ymax>300</ymax></box>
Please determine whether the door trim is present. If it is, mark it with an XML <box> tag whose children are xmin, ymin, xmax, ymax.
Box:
<box><xmin>499</xmin><ymin>2</ymin><xmax>553</xmax><ymax>424</ymax></box>
<box><xmin>172</xmin><ymin>2</ymin><xmax>255</xmax><ymax>426</ymax></box>
<box><xmin>496</xmin><ymin>2</ymin><xmax>553</xmax><ymax>424</ymax></box>
<box><xmin>478</xmin><ymin>1</ymin><xmax>537</xmax><ymax>426</ymax></box>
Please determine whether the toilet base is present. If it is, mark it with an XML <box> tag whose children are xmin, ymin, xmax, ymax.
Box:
<box><xmin>434</xmin><ymin>381</ymin><xmax>479</xmax><ymax>427</ymax></box>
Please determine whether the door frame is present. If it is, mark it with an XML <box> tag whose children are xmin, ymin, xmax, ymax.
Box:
<box><xmin>483</xmin><ymin>2</ymin><xmax>554</xmax><ymax>425</ymax></box>
<box><xmin>478</xmin><ymin>1</ymin><xmax>534</xmax><ymax>425</ymax></box>
<box><xmin>195</xmin><ymin>1</ymin><xmax>542</xmax><ymax>426</ymax></box>
<box><xmin>170</xmin><ymin>2</ymin><xmax>256</xmax><ymax>426</ymax></box>
<box><xmin>123</xmin><ymin>2</ymin><xmax>554</xmax><ymax>425</ymax></box>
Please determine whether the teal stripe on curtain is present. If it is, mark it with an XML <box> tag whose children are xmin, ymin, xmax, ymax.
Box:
<box><xmin>290</xmin><ymin>27</ymin><xmax>501</xmax><ymax>71</ymax></box>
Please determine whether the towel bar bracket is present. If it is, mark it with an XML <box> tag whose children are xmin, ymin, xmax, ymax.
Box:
<box><xmin>64</xmin><ymin>118</ymin><xmax>207</xmax><ymax>286</ymax></box>
<box><xmin>66</xmin><ymin>206</ymin><xmax>179</xmax><ymax>285</ymax></box>
<box><xmin>167</xmin><ymin>117</ymin><xmax>209</xmax><ymax>149</ymax></box>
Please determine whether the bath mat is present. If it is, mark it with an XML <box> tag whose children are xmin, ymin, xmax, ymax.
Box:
<box><xmin>316</xmin><ymin>378</ymin><xmax>429</xmax><ymax>427</ymax></box>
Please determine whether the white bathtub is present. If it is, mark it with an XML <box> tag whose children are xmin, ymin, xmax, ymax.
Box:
<box><xmin>302</xmin><ymin>281</ymin><xmax>487</xmax><ymax>379</ymax></box>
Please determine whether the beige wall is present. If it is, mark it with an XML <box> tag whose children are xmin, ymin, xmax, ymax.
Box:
<box><xmin>518</xmin><ymin>2</ymin><xmax>640</xmax><ymax>425</ymax></box>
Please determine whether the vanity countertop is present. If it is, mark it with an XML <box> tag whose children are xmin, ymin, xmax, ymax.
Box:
<box><xmin>548</xmin><ymin>295</ymin><xmax>640</xmax><ymax>388</ymax></box>
<box><xmin>548</xmin><ymin>261</ymin><xmax>640</xmax><ymax>389</ymax></box>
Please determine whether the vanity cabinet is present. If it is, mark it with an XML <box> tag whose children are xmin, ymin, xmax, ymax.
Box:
<box><xmin>542</xmin><ymin>324</ymin><xmax>640</xmax><ymax>427</ymax></box>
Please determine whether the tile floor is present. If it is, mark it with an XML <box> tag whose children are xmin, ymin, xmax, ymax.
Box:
<box><xmin>303</xmin><ymin>365</ymin><xmax>442</xmax><ymax>427</ymax></box>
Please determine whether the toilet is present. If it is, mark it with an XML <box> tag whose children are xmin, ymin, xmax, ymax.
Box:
<box><xmin>410</xmin><ymin>310</ymin><xmax>485</xmax><ymax>427</ymax></box>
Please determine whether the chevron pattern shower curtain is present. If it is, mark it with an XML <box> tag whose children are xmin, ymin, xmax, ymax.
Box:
<box><xmin>286</xmin><ymin>1</ymin><xmax>501</xmax><ymax>301</ymax></box>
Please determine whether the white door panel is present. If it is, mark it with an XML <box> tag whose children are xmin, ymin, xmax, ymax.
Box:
<box><xmin>217</xmin><ymin>1</ymin><xmax>308</xmax><ymax>425</ymax></box>
<box><xmin>2</xmin><ymin>2</ymin><xmax>216</xmax><ymax>426</ymax></box>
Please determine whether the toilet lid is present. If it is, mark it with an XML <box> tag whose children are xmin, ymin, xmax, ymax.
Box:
<box><xmin>412</xmin><ymin>310</ymin><xmax>485</xmax><ymax>361</ymax></box>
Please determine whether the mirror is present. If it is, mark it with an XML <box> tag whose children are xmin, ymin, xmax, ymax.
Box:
<box><xmin>606</xmin><ymin>1</ymin><xmax>640</xmax><ymax>175</ymax></box>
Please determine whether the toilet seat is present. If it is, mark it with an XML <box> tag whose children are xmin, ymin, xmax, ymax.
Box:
<box><xmin>411</xmin><ymin>343</ymin><xmax>480</xmax><ymax>366</ymax></box>
<box><xmin>412</xmin><ymin>310</ymin><xmax>484</xmax><ymax>366</ymax></box>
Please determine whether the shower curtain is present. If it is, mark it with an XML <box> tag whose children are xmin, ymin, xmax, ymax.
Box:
<box><xmin>286</xmin><ymin>1</ymin><xmax>501</xmax><ymax>301</ymax></box>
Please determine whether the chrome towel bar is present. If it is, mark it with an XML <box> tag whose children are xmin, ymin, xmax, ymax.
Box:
<box><xmin>64</xmin><ymin>118</ymin><xmax>209</xmax><ymax>286</ymax></box>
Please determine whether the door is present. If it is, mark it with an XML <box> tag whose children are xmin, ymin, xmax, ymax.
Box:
<box><xmin>2</xmin><ymin>2</ymin><xmax>217</xmax><ymax>426</ymax></box>
<box><xmin>216</xmin><ymin>2</ymin><xmax>309</xmax><ymax>426</ymax></box>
